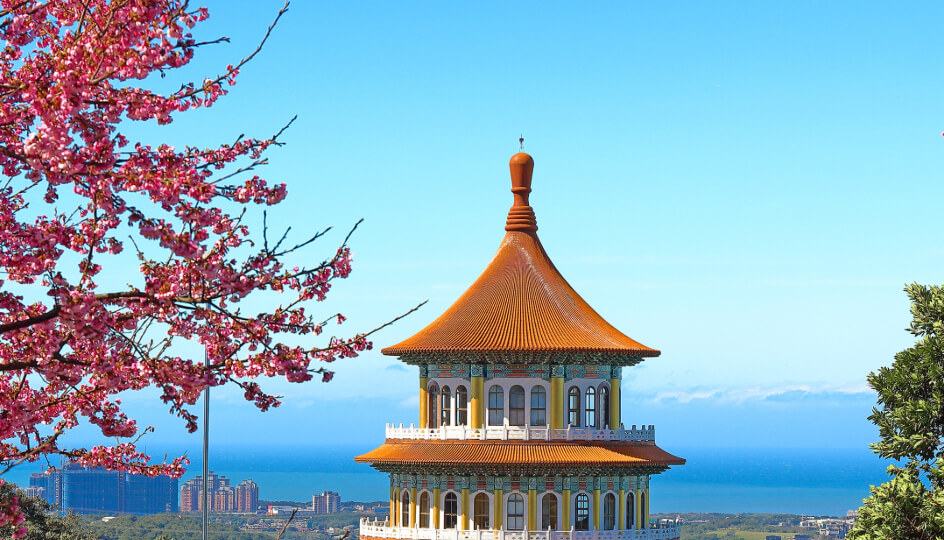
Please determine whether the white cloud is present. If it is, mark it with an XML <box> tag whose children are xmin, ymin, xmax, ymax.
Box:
<box><xmin>648</xmin><ymin>382</ymin><xmax>873</xmax><ymax>405</ymax></box>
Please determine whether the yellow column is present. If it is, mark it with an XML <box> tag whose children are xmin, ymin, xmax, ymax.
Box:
<box><xmin>419</xmin><ymin>372</ymin><xmax>429</xmax><ymax>428</ymax></box>
<box><xmin>432</xmin><ymin>487</ymin><xmax>441</xmax><ymax>529</ymax></box>
<box><xmin>493</xmin><ymin>488</ymin><xmax>503</xmax><ymax>530</ymax></box>
<box><xmin>617</xmin><ymin>487</ymin><xmax>625</xmax><ymax>530</ymax></box>
<box><xmin>527</xmin><ymin>480</ymin><xmax>537</xmax><ymax>530</ymax></box>
<box><xmin>635</xmin><ymin>487</ymin><xmax>642</xmax><ymax>529</ymax></box>
<box><xmin>561</xmin><ymin>487</ymin><xmax>571</xmax><ymax>530</ymax></box>
<box><xmin>410</xmin><ymin>487</ymin><xmax>417</xmax><ymax>528</ymax></box>
<box><xmin>394</xmin><ymin>490</ymin><xmax>401</xmax><ymax>526</ymax></box>
<box><xmin>390</xmin><ymin>487</ymin><xmax>396</xmax><ymax>526</ymax></box>
<box><xmin>644</xmin><ymin>489</ymin><xmax>650</xmax><ymax>529</ymax></box>
<box><xmin>460</xmin><ymin>487</ymin><xmax>470</xmax><ymax>530</ymax></box>
<box><xmin>550</xmin><ymin>369</ymin><xmax>564</xmax><ymax>429</ymax></box>
<box><xmin>470</xmin><ymin>368</ymin><xmax>484</xmax><ymax>428</ymax></box>
<box><xmin>592</xmin><ymin>484</ymin><xmax>601</xmax><ymax>530</ymax></box>
<box><xmin>609</xmin><ymin>371</ymin><xmax>621</xmax><ymax>429</ymax></box>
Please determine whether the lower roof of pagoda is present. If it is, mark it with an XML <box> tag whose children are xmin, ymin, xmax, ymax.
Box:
<box><xmin>354</xmin><ymin>440</ymin><xmax>684</xmax><ymax>469</ymax></box>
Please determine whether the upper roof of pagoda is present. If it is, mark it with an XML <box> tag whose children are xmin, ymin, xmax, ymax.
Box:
<box><xmin>382</xmin><ymin>152</ymin><xmax>659</xmax><ymax>364</ymax></box>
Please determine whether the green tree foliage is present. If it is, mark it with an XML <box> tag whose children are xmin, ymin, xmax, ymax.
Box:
<box><xmin>850</xmin><ymin>284</ymin><xmax>944</xmax><ymax>539</ymax></box>
<box><xmin>0</xmin><ymin>482</ymin><xmax>93</xmax><ymax>540</ymax></box>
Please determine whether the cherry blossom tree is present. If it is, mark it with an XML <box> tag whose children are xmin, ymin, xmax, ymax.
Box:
<box><xmin>0</xmin><ymin>1</ymin><xmax>410</xmax><ymax>533</ymax></box>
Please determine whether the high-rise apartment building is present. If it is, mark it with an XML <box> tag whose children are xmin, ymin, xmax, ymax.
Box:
<box><xmin>125</xmin><ymin>473</ymin><xmax>178</xmax><ymax>514</ymax></box>
<box><xmin>29</xmin><ymin>470</ymin><xmax>61</xmax><ymax>508</ymax></box>
<box><xmin>53</xmin><ymin>463</ymin><xmax>177</xmax><ymax>515</ymax></box>
<box><xmin>180</xmin><ymin>472</ymin><xmax>257</xmax><ymax>513</ymax></box>
<box><xmin>312</xmin><ymin>490</ymin><xmax>340</xmax><ymax>514</ymax></box>
<box><xmin>61</xmin><ymin>463</ymin><xmax>124</xmax><ymax>514</ymax></box>
<box><xmin>236</xmin><ymin>480</ymin><xmax>259</xmax><ymax>513</ymax></box>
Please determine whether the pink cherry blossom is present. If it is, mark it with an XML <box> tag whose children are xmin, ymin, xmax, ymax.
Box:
<box><xmin>0</xmin><ymin>1</ymin><xmax>403</xmax><ymax>532</ymax></box>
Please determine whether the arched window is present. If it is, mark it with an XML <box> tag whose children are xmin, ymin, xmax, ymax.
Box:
<box><xmin>419</xmin><ymin>492</ymin><xmax>430</xmax><ymax>528</ymax></box>
<box><xmin>427</xmin><ymin>383</ymin><xmax>439</xmax><ymax>429</ymax></box>
<box><xmin>585</xmin><ymin>387</ymin><xmax>596</xmax><ymax>428</ymax></box>
<box><xmin>567</xmin><ymin>387</ymin><xmax>580</xmax><ymax>427</ymax></box>
<box><xmin>473</xmin><ymin>493</ymin><xmax>490</xmax><ymax>530</ymax></box>
<box><xmin>488</xmin><ymin>386</ymin><xmax>504</xmax><ymax>426</ymax></box>
<box><xmin>574</xmin><ymin>493</ymin><xmax>590</xmax><ymax>531</ymax></box>
<box><xmin>441</xmin><ymin>385</ymin><xmax>452</xmax><ymax>426</ymax></box>
<box><xmin>603</xmin><ymin>493</ymin><xmax>616</xmax><ymax>530</ymax></box>
<box><xmin>530</xmin><ymin>387</ymin><xmax>547</xmax><ymax>426</ymax></box>
<box><xmin>509</xmin><ymin>385</ymin><xmax>526</xmax><ymax>426</ymax></box>
<box><xmin>443</xmin><ymin>492</ymin><xmax>458</xmax><ymax>529</ymax></box>
<box><xmin>401</xmin><ymin>491</ymin><xmax>410</xmax><ymax>526</ymax></box>
<box><xmin>625</xmin><ymin>492</ymin><xmax>635</xmax><ymax>529</ymax></box>
<box><xmin>599</xmin><ymin>386</ymin><xmax>610</xmax><ymax>428</ymax></box>
<box><xmin>541</xmin><ymin>493</ymin><xmax>557</xmax><ymax>530</ymax></box>
<box><xmin>640</xmin><ymin>492</ymin><xmax>647</xmax><ymax>529</ymax></box>
<box><xmin>506</xmin><ymin>493</ymin><xmax>525</xmax><ymax>531</ymax></box>
<box><xmin>456</xmin><ymin>386</ymin><xmax>468</xmax><ymax>426</ymax></box>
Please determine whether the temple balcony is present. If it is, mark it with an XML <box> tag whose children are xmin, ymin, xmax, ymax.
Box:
<box><xmin>384</xmin><ymin>424</ymin><xmax>656</xmax><ymax>442</ymax></box>
<box><xmin>359</xmin><ymin>519</ymin><xmax>680</xmax><ymax>540</ymax></box>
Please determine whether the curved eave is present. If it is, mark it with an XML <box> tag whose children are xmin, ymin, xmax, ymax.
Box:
<box><xmin>355</xmin><ymin>440</ymin><xmax>685</xmax><ymax>468</ymax></box>
<box><xmin>381</xmin><ymin>231</ymin><xmax>659</xmax><ymax>360</ymax></box>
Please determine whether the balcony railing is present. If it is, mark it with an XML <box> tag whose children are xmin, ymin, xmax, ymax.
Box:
<box><xmin>384</xmin><ymin>424</ymin><xmax>656</xmax><ymax>443</ymax></box>
<box><xmin>359</xmin><ymin>519</ymin><xmax>680</xmax><ymax>540</ymax></box>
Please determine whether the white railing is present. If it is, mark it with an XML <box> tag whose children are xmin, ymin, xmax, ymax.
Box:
<box><xmin>384</xmin><ymin>424</ymin><xmax>656</xmax><ymax>443</ymax></box>
<box><xmin>359</xmin><ymin>519</ymin><xmax>679</xmax><ymax>540</ymax></box>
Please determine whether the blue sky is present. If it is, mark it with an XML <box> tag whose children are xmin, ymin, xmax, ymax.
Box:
<box><xmin>45</xmin><ymin>2</ymin><xmax>944</xmax><ymax>454</ymax></box>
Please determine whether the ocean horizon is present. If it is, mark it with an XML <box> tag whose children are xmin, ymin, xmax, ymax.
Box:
<box><xmin>4</xmin><ymin>444</ymin><xmax>888</xmax><ymax>517</ymax></box>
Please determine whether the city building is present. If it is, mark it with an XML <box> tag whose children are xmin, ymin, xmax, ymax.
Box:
<box><xmin>179</xmin><ymin>472</ymin><xmax>257</xmax><ymax>513</ymax></box>
<box><xmin>29</xmin><ymin>470</ymin><xmax>61</xmax><ymax>508</ymax></box>
<box><xmin>236</xmin><ymin>480</ymin><xmax>260</xmax><ymax>513</ymax></box>
<box><xmin>54</xmin><ymin>462</ymin><xmax>177</xmax><ymax>514</ymax></box>
<box><xmin>60</xmin><ymin>463</ymin><xmax>124</xmax><ymax>514</ymax></box>
<box><xmin>124</xmin><ymin>473</ymin><xmax>178</xmax><ymax>514</ymax></box>
<box><xmin>312</xmin><ymin>490</ymin><xmax>340</xmax><ymax>514</ymax></box>
<box><xmin>179</xmin><ymin>479</ymin><xmax>200</xmax><ymax>513</ymax></box>
<box><xmin>23</xmin><ymin>486</ymin><xmax>45</xmax><ymax>500</ymax></box>
<box><xmin>357</xmin><ymin>152</ymin><xmax>685</xmax><ymax>540</ymax></box>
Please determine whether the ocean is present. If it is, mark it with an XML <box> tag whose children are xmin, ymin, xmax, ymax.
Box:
<box><xmin>3</xmin><ymin>445</ymin><xmax>889</xmax><ymax>516</ymax></box>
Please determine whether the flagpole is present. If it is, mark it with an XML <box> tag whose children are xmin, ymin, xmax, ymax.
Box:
<box><xmin>202</xmin><ymin>346</ymin><xmax>209</xmax><ymax>540</ymax></box>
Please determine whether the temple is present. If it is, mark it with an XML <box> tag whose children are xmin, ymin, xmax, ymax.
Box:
<box><xmin>357</xmin><ymin>152</ymin><xmax>684</xmax><ymax>540</ymax></box>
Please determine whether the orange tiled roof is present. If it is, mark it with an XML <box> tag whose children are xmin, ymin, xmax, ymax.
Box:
<box><xmin>382</xmin><ymin>153</ymin><xmax>658</xmax><ymax>359</ymax></box>
<box><xmin>355</xmin><ymin>440</ymin><xmax>685</xmax><ymax>468</ymax></box>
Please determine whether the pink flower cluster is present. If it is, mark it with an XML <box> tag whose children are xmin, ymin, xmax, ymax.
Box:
<box><xmin>0</xmin><ymin>1</ymin><xmax>371</xmax><ymax>529</ymax></box>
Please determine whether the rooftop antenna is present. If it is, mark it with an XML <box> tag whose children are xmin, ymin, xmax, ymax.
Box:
<box><xmin>519</xmin><ymin>135</ymin><xmax>525</xmax><ymax>150</ymax></box>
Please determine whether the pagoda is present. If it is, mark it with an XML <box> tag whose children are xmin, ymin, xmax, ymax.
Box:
<box><xmin>357</xmin><ymin>152</ymin><xmax>684</xmax><ymax>540</ymax></box>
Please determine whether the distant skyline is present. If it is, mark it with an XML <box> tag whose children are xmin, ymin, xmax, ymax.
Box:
<box><xmin>37</xmin><ymin>1</ymin><xmax>944</xmax><ymax>454</ymax></box>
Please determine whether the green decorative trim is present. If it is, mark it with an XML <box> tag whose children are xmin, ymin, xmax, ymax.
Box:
<box><xmin>458</xmin><ymin>476</ymin><xmax>470</xmax><ymax>490</ymax></box>
<box><xmin>551</xmin><ymin>365</ymin><xmax>566</xmax><ymax>378</ymax></box>
<box><xmin>485</xmin><ymin>476</ymin><xmax>495</xmax><ymax>490</ymax></box>
<box><xmin>610</xmin><ymin>366</ymin><xmax>622</xmax><ymax>380</ymax></box>
<box><xmin>528</xmin><ymin>477</ymin><xmax>538</xmax><ymax>491</ymax></box>
<box><xmin>567</xmin><ymin>365</ymin><xmax>587</xmax><ymax>379</ymax></box>
<box><xmin>470</xmin><ymin>364</ymin><xmax>485</xmax><ymax>377</ymax></box>
<box><xmin>419</xmin><ymin>365</ymin><xmax>429</xmax><ymax>378</ymax></box>
<box><xmin>620</xmin><ymin>477</ymin><xmax>630</xmax><ymax>491</ymax></box>
<box><xmin>554</xmin><ymin>476</ymin><xmax>564</xmax><ymax>491</ymax></box>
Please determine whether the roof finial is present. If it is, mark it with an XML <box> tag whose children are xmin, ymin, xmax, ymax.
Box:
<box><xmin>519</xmin><ymin>134</ymin><xmax>524</xmax><ymax>150</ymax></box>
<box><xmin>505</xmin><ymin>151</ymin><xmax>537</xmax><ymax>232</ymax></box>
